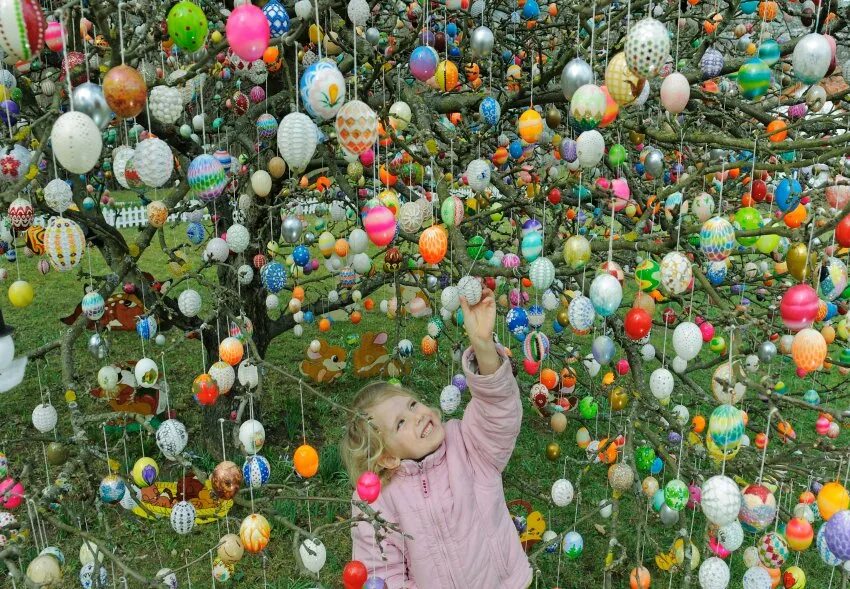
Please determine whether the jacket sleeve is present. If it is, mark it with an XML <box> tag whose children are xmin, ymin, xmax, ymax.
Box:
<box><xmin>351</xmin><ymin>492</ymin><xmax>419</xmax><ymax>589</ymax></box>
<box><xmin>459</xmin><ymin>345</ymin><xmax>523</xmax><ymax>474</ymax></box>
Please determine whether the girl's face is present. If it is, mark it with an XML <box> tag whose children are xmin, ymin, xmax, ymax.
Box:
<box><xmin>371</xmin><ymin>394</ymin><xmax>444</xmax><ymax>464</ymax></box>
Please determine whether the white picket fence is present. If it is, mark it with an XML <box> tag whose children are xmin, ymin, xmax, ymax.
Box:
<box><xmin>34</xmin><ymin>201</ymin><xmax>321</xmax><ymax>230</ymax></box>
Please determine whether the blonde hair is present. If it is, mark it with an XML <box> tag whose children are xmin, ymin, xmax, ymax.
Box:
<box><xmin>341</xmin><ymin>381</ymin><xmax>422</xmax><ymax>484</ymax></box>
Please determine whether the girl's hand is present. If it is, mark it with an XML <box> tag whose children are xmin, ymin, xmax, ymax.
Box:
<box><xmin>459</xmin><ymin>285</ymin><xmax>496</xmax><ymax>346</ymax></box>
<box><xmin>460</xmin><ymin>286</ymin><xmax>500</xmax><ymax>375</ymax></box>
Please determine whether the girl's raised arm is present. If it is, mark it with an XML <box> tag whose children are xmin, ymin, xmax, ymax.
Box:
<box><xmin>459</xmin><ymin>345</ymin><xmax>523</xmax><ymax>475</ymax></box>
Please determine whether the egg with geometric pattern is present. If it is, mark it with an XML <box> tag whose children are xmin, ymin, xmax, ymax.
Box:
<box><xmin>170</xmin><ymin>500</ymin><xmax>196</xmax><ymax>535</ymax></box>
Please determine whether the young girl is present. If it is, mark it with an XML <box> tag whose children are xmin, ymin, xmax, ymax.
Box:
<box><xmin>341</xmin><ymin>286</ymin><xmax>532</xmax><ymax>588</ymax></box>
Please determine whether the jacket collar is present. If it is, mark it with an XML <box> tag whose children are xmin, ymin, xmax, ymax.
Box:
<box><xmin>395</xmin><ymin>441</ymin><xmax>447</xmax><ymax>476</ymax></box>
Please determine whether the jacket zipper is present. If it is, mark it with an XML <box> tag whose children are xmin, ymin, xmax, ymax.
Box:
<box><xmin>419</xmin><ymin>462</ymin><xmax>461</xmax><ymax>587</ymax></box>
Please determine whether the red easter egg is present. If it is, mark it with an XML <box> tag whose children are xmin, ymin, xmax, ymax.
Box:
<box><xmin>836</xmin><ymin>215</ymin><xmax>850</xmax><ymax>248</ymax></box>
<box><xmin>624</xmin><ymin>307</ymin><xmax>652</xmax><ymax>340</ymax></box>
<box><xmin>343</xmin><ymin>561</ymin><xmax>368</xmax><ymax>589</ymax></box>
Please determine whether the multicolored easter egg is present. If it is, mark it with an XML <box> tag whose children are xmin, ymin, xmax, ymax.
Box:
<box><xmin>520</xmin><ymin>231</ymin><xmax>543</xmax><ymax>261</ymax></box>
<box><xmin>261</xmin><ymin>261</ymin><xmax>287</xmax><ymax>293</ymax></box>
<box><xmin>605</xmin><ymin>52</ymin><xmax>645</xmax><ymax>106</ymax></box>
<box><xmin>479</xmin><ymin>96</ymin><xmax>501</xmax><ymax>126</ymax></box>
<box><xmin>262</xmin><ymin>0</ymin><xmax>290</xmax><ymax>36</ymax></box>
<box><xmin>568</xmin><ymin>295</ymin><xmax>595</xmax><ymax>332</ymax></box>
<box><xmin>569</xmin><ymin>84</ymin><xmax>606</xmax><ymax>131</ymax></box>
<box><xmin>562</xmin><ymin>531</ymin><xmax>583</xmax><ymax>559</ymax></box>
<box><xmin>0</xmin><ymin>0</ymin><xmax>47</xmax><ymax>62</ymax></box>
<box><xmin>336</xmin><ymin>99</ymin><xmax>378</xmax><ymax>155</ymax></box>
<box><xmin>741</xmin><ymin>486</ymin><xmax>776</xmax><ymax>532</ymax></box>
<box><xmin>737</xmin><ymin>58</ymin><xmax>771</xmax><ymax>99</ymax></box>
<box><xmin>45</xmin><ymin>216</ymin><xmax>86</xmax><ymax>271</ymax></box>
<box><xmin>820</xmin><ymin>257</ymin><xmax>848</xmax><ymax>301</ymax></box>
<box><xmin>817</xmin><ymin>522</ymin><xmax>843</xmax><ymax>565</ymax></box>
<box><xmin>517</xmin><ymin>108</ymin><xmax>544</xmax><ymax>143</ymax></box>
<box><xmin>758</xmin><ymin>531</ymin><xmax>789</xmax><ymax>567</ymax></box>
<box><xmin>635</xmin><ymin>259</ymin><xmax>661</xmax><ymax>292</ymax></box>
<box><xmin>132</xmin><ymin>457</ymin><xmax>159</xmax><ymax>486</ymax></box>
<box><xmin>242</xmin><ymin>455</ymin><xmax>271</xmax><ymax>487</ymax></box>
<box><xmin>700</xmin><ymin>216</ymin><xmax>735</xmax><ymax>262</ymax></box>
<box><xmin>300</xmin><ymin>60</ymin><xmax>345</xmax><ymax>120</ymax></box>
<box><xmin>708</xmin><ymin>404</ymin><xmax>744</xmax><ymax>454</ymax></box>
<box><xmin>81</xmin><ymin>291</ymin><xmax>105</xmax><ymax>320</ymax></box>
<box><xmin>99</xmin><ymin>474</ymin><xmax>126</xmax><ymax>503</ymax></box>
<box><xmin>187</xmin><ymin>154</ymin><xmax>227</xmax><ymax>202</ymax></box>
<box><xmin>239</xmin><ymin>513</ymin><xmax>271</xmax><ymax>553</ymax></box>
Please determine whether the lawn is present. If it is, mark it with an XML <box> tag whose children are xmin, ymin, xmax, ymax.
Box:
<box><xmin>1</xmin><ymin>218</ymin><xmax>845</xmax><ymax>588</ymax></box>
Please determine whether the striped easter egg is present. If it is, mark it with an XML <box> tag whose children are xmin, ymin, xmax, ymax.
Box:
<box><xmin>737</xmin><ymin>58</ymin><xmax>771</xmax><ymax>100</ymax></box>
<box><xmin>521</xmin><ymin>231</ymin><xmax>543</xmax><ymax>262</ymax></box>
<box><xmin>0</xmin><ymin>0</ymin><xmax>47</xmax><ymax>62</ymax></box>
<box><xmin>187</xmin><ymin>154</ymin><xmax>227</xmax><ymax>202</ymax></box>
<box><xmin>44</xmin><ymin>216</ymin><xmax>85</xmax><ymax>271</ymax></box>
<box><xmin>43</xmin><ymin>20</ymin><xmax>63</xmax><ymax>51</ymax></box>
<box><xmin>363</xmin><ymin>205</ymin><xmax>396</xmax><ymax>246</ymax></box>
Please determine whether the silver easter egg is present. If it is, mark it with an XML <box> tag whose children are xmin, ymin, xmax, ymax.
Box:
<box><xmin>72</xmin><ymin>83</ymin><xmax>113</xmax><ymax>130</ymax></box>
<box><xmin>644</xmin><ymin>149</ymin><xmax>665</xmax><ymax>178</ymax></box>
<box><xmin>88</xmin><ymin>333</ymin><xmax>109</xmax><ymax>359</ymax></box>
<box><xmin>281</xmin><ymin>216</ymin><xmax>303</xmax><ymax>244</ymax></box>
<box><xmin>365</xmin><ymin>27</ymin><xmax>380</xmax><ymax>45</ymax></box>
<box><xmin>560</xmin><ymin>58</ymin><xmax>593</xmax><ymax>100</ymax></box>
<box><xmin>470</xmin><ymin>26</ymin><xmax>495</xmax><ymax>56</ymax></box>
<box><xmin>659</xmin><ymin>503</ymin><xmax>680</xmax><ymax>526</ymax></box>
<box><xmin>757</xmin><ymin>340</ymin><xmax>776</xmax><ymax>363</ymax></box>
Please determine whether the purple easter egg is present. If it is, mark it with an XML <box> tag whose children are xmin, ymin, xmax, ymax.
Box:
<box><xmin>560</xmin><ymin>138</ymin><xmax>577</xmax><ymax>162</ymax></box>
<box><xmin>452</xmin><ymin>374</ymin><xmax>467</xmax><ymax>392</ymax></box>
<box><xmin>0</xmin><ymin>101</ymin><xmax>19</xmax><ymax>126</ymax></box>
<box><xmin>409</xmin><ymin>45</ymin><xmax>439</xmax><ymax>82</ymax></box>
<box><xmin>825</xmin><ymin>510</ymin><xmax>850</xmax><ymax>560</ymax></box>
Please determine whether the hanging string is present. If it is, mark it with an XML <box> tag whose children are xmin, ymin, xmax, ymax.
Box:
<box><xmin>160</xmin><ymin>352</ymin><xmax>171</xmax><ymax>415</ymax></box>
<box><xmin>353</xmin><ymin>21</ymin><xmax>358</xmax><ymax>100</ymax></box>
<box><xmin>60</xmin><ymin>10</ymin><xmax>74</xmax><ymax>109</ymax></box>
<box><xmin>589</xmin><ymin>3</ymin><xmax>596</xmax><ymax>83</ymax></box>
<box><xmin>295</xmin><ymin>44</ymin><xmax>300</xmax><ymax>111</ymax></box>
<box><xmin>298</xmin><ymin>380</ymin><xmax>307</xmax><ymax>445</ymax></box>
<box><xmin>117</xmin><ymin>1</ymin><xmax>126</xmax><ymax>65</ymax></box>
<box><xmin>314</xmin><ymin>0</ymin><xmax>322</xmax><ymax>60</ymax></box>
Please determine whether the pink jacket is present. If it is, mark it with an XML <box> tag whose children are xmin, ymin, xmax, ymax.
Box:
<box><xmin>351</xmin><ymin>346</ymin><xmax>532</xmax><ymax>589</ymax></box>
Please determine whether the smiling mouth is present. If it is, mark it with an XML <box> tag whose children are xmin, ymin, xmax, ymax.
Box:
<box><xmin>421</xmin><ymin>421</ymin><xmax>434</xmax><ymax>439</ymax></box>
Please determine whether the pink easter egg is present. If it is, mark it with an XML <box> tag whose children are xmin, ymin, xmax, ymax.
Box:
<box><xmin>45</xmin><ymin>20</ymin><xmax>64</xmax><ymax>52</ymax></box>
<box><xmin>363</xmin><ymin>206</ymin><xmax>396</xmax><ymax>246</ymax></box>
<box><xmin>699</xmin><ymin>321</ymin><xmax>715</xmax><ymax>342</ymax></box>
<box><xmin>780</xmin><ymin>284</ymin><xmax>819</xmax><ymax>331</ymax></box>
<box><xmin>226</xmin><ymin>4</ymin><xmax>270</xmax><ymax>62</ymax></box>
<box><xmin>356</xmin><ymin>471</ymin><xmax>381</xmax><ymax>503</ymax></box>
<box><xmin>0</xmin><ymin>478</ymin><xmax>24</xmax><ymax>509</ymax></box>
<box><xmin>687</xmin><ymin>484</ymin><xmax>701</xmax><ymax>509</ymax></box>
<box><xmin>359</xmin><ymin>149</ymin><xmax>375</xmax><ymax>166</ymax></box>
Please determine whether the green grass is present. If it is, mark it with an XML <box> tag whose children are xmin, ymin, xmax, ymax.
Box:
<box><xmin>1</xmin><ymin>222</ymin><xmax>847</xmax><ymax>588</ymax></box>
